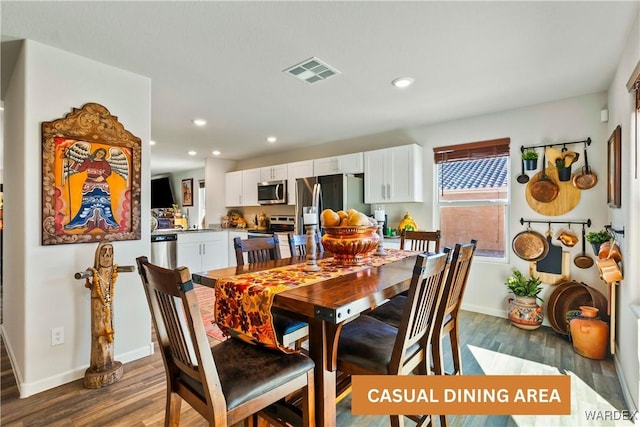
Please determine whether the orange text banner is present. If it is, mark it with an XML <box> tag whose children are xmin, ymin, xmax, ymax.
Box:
<box><xmin>352</xmin><ymin>375</ymin><xmax>570</xmax><ymax>415</ymax></box>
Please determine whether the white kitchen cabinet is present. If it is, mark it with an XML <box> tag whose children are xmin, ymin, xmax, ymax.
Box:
<box><xmin>313</xmin><ymin>152</ymin><xmax>363</xmax><ymax>176</ymax></box>
<box><xmin>383</xmin><ymin>238</ymin><xmax>401</xmax><ymax>250</ymax></box>
<box><xmin>286</xmin><ymin>160</ymin><xmax>314</xmax><ymax>205</ymax></box>
<box><xmin>177</xmin><ymin>231</ymin><xmax>228</xmax><ymax>273</ymax></box>
<box><xmin>225</xmin><ymin>168</ymin><xmax>262</xmax><ymax>207</ymax></box>
<box><xmin>224</xmin><ymin>171</ymin><xmax>243</xmax><ymax>207</ymax></box>
<box><xmin>364</xmin><ymin>144</ymin><xmax>423</xmax><ymax>203</ymax></box>
<box><xmin>241</xmin><ymin>168</ymin><xmax>261</xmax><ymax>206</ymax></box>
<box><xmin>260</xmin><ymin>163</ymin><xmax>288</xmax><ymax>182</ymax></box>
<box><xmin>274</xmin><ymin>232</ymin><xmax>292</xmax><ymax>258</ymax></box>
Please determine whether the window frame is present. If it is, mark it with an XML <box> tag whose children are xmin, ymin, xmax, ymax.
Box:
<box><xmin>433</xmin><ymin>139</ymin><xmax>511</xmax><ymax>263</ymax></box>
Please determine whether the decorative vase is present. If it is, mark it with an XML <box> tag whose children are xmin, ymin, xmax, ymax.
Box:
<box><xmin>557</xmin><ymin>166</ymin><xmax>572</xmax><ymax>181</ymax></box>
<box><xmin>569</xmin><ymin>306</ymin><xmax>609</xmax><ymax>360</ymax></box>
<box><xmin>590</xmin><ymin>243</ymin><xmax>603</xmax><ymax>256</ymax></box>
<box><xmin>523</xmin><ymin>159</ymin><xmax>538</xmax><ymax>171</ymax></box>
<box><xmin>507</xmin><ymin>296</ymin><xmax>543</xmax><ymax>330</ymax></box>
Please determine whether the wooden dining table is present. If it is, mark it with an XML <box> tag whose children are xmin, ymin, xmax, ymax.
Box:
<box><xmin>192</xmin><ymin>252</ymin><xmax>418</xmax><ymax>427</ymax></box>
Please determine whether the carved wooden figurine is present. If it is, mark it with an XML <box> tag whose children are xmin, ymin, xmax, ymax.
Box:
<box><xmin>77</xmin><ymin>242</ymin><xmax>133</xmax><ymax>388</ymax></box>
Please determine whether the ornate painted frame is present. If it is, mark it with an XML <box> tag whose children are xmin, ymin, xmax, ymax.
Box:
<box><xmin>42</xmin><ymin>103</ymin><xmax>142</xmax><ymax>245</ymax></box>
<box><xmin>607</xmin><ymin>125</ymin><xmax>622</xmax><ymax>208</ymax></box>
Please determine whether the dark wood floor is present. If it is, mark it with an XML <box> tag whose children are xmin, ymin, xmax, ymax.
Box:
<box><xmin>1</xmin><ymin>311</ymin><xmax>628</xmax><ymax>426</ymax></box>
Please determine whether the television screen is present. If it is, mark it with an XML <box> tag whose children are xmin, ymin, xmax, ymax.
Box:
<box><xmin>151</xmin><ymin>177</ymin><xmax>176</xmax><ymax>208</ymax></box>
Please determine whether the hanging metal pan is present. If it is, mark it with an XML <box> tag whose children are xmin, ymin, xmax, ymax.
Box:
<box><xmin>572</xmin><ymin>144</ymin><xmax>597</xmax><ymax>190</ymax></box>
<box><xmin>574</xmin><ymin>224</ymin><xmax>594</xmax><ymax>269</ymax></box>
<box><xmin>530</xmin><ymin>151</ymin><xmax>559</xmax><ymax>203</ymax></box>
<box><xmin>512</xmin><ymin>228</ymin><xmax>549</xmax><ymax>261</ymax></box>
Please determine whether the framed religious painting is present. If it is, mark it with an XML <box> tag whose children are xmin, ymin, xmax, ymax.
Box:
<box><xmin>181</xmin><ymin>178</ymin><xmax>194</xmax><ymax>207</ymax></box>
<box><xmin>607</xmin><ymin>125</ymin><xmax>622</xmax><ymax>208</ymax></box>
<box><xmin>41</xmin><ymin>103</ymin><xmax>142</xmax><ymax>245</ymax></box>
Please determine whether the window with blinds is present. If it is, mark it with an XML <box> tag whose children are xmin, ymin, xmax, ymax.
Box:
<box><xmin>434</xmin><ymin>138</ymin><xmax>510</xmax><ymax>260</ymax></box>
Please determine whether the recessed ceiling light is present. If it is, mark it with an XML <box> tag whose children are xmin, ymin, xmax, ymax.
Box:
<box><xmin>267</xmin><ymin>136</ymin><xmax>277</xmax><ymax>143</ymax></box>
<box><xmin>188</xmin><ymin>150</ymin><xmax>197</xmax><ymax>156</ymax></box>
<box><xmin>192</xmin><ymin>119</ymin><xmax>207</xmax><ymax>127</ymax></box>
<box><xmin>391</xmin><ymin>77</ymin><xmax>414</xmax><ymax>88</ymax></box>
<box><xmin>150</xmin><ymin>140</ymin><xmax>156</xmax><ymax>146</ymax></box>
<box><xmin>212</xmin><ymin>150</ymin><xmax>221</xmax><ymax>156</ymax></box>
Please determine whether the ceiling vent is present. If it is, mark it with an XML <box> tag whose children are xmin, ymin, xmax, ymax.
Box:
<box><xmin>284</xmin><ymin>57</ymin><xmax>340</xmax><ymax>84</ymax></box>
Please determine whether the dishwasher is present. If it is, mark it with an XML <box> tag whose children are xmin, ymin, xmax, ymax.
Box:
<box><xmin>150</xmin><ymin>233</ymin><xmax>177</xmax><ymax>269</ymax></box>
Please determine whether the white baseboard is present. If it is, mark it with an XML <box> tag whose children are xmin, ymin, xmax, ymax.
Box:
<box><xmin>1</xmin><ymin>329</ymin><xmax>155</xmax><ymax>399</ymax></box>
<box><xmin>462</xmin><ymin>303</ymin><xmax>505</xmax><ymax>319</ymax></box>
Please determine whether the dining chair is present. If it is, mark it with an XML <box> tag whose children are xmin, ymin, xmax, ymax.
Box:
<box><xmin>135</xmin><ymin>256</ymin><xmax>315</xmax><ymax>427</ymax></box>
<box><xmin>234</xmin><ymin>235</ymin><xmax>282</xmax><ymax>265</ymax></box>
<box><xmin>399</xmin><ymin>229</ymin><xmax>441</xmax><ymax>253</ymax></box>
<box><xmin>431</xmin><ymin>240</ymin><xmax>477</xmax><ymax>376</ymax></box>
<box><xmin>287</xmin><ymin>232</ymin><xmax>324</xmax><ymax>257</ymax></box>
<box><xmin>336</xmin><ymin>252</ymin><xmax>449</xmax><ymax>427</ymax></box>
<box><xmin>234</xmin><ymin>236</ymin><xmax>309</xmax><ymax>350</ymax></box>
<box><xmin>363</xmin><ymin>240</ymin><xmax>477</xmax><ymax>427</ymax></box>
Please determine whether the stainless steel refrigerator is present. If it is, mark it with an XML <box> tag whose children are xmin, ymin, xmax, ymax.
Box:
<box><xmin>295</xmin><ymin>174</ymin><xmax>369</xmax><ymax>234</ymax></box>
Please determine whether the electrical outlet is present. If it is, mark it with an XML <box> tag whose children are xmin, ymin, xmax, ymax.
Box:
<box><xmin>51</xmin><ymin>326</ymin><xmax>64</xmax><ymax>346</ymax></box>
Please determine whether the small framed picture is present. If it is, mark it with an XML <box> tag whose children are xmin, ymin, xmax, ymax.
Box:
<box><xmin>182</xmin><ymin>178</ymin><xmax>194</xmax><ymax>206</ymax></box>
<box><xmin>607</xmin><ymin>125</ymin><xmax>621</xmax><ymax>208</ymax></box>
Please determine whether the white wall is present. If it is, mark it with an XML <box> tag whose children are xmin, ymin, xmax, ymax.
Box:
<box><xmin>205</xmin><ymin>157</ymin><xmax>237</xmax><ymax>227</ymax></box>
<box><xmin>406</xmin><ymin>92</ymin><xmax>610</xmax><ymax>318</ymax></box>
<box><xmin>607</xmin><ymin>7</ymin><xmax>640</xmax><ymax>412</ymax></box>
<box><xmin>170</xmin><ymin>167</ymin><xmax>205</xmax><ymax>229</ymax></box>
<box><xmin>2</xmin><ymin>40</ymin><xmax>152</xmax><ymax>397</ymax></box>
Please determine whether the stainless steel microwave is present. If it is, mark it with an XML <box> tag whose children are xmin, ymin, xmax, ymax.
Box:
<box><xmin>257</xmin><ymin>180</ymin><xmax>287</xmax><ymax>205</ymax></box>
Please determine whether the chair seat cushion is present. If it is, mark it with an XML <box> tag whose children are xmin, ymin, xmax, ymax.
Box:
<box><xmin>365</xmin><ymin>295</ymin><xmax>407</xmax><ymax>328</ymax></box>
<box><xmin>181</xmin><ymin>338</ymin><xmax>313</xmax><ymax>411</ymax></box>
<box><xmin>273</xmin><ymin>314</ymin><xmax>307</xmax><ymax>337</ymax></box>
<box><xmin>337</xmin><ymin>315</ymin><xmax>417</xmax><ymax>374</ymax></box>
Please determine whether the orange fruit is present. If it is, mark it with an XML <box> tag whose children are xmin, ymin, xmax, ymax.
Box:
<box><xmin>320</xmin><ymin>209</ymin><xmax>340</xmax><ymax>227</ymax></box>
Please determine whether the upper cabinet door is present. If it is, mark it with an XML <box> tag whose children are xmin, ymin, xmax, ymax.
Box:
<box><xmin>225</xmin><ymin>168</ymin><xmax>262</xmax><ymax>207</ymax></box>
<box><xmin>224</xmin><ymin>171</ymin><xmax>243</xmax><ymax>207</ymax></box>
<box><xmin>363</xmin><ymin>149</ymin><xmax>389</xmax><ymax>204</ymax></box>
<box><xmin>364</xmin><ymin>144</ymin><xmax>423</xmax><ymax>204</ymax></box>
<box><xmin>241</xmin><ymin>168</ymin><xmax>261</xmax><ymax>206</ymax></box>
<box><xmin>260</xmin><ymin>164</ymin><xmax>288</xmax><ymax>182</ymax></box>
<box><xmin>313</xmin><ymin>152</ymin><xmax>363</xmax><ymax>176</ymax></box>
<box><xmin>389</xmin><ymin>144</ymin><xmax>423</xmax><ymax>203</ymax></box>
<box><xmin>286</xmin><ymin>160</ymin><xmax>314</xmax><ymax>205</ymax></box>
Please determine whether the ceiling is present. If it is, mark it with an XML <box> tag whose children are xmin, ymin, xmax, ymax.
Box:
<box><xmin>1</xmin><ymin>1</ymin><xmax>638</xmax><ymax>175</ymax></box>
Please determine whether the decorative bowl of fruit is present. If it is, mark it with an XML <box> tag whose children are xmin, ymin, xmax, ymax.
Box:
<box><xmin>320</xmin><ymin>208</ymin><xmax>381</xmax><ymax>265</ymax></box>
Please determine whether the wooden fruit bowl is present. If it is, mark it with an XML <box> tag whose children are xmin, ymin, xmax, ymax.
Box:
<box><xmin>321</xmin><ymin>226</ymin><xmax>380</xmax><ymax>266</ymax></box>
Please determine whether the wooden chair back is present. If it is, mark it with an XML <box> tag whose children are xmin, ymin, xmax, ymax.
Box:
<box><xmin>390</xmin><ymin>252</ymin><xmax>449</xmax><ymax>375</ymax></box>
<box><xmin>234</xmin><ymin>235</ymin><xmax>281</xmax><ymax>265</ymax></box>
<box><xmin>288</xmin><ymin>232</ymin><xmax>324</xmax><ymax>257</ymax></box>
<box><xmin>439</xmin><ymin>240</ymin><xmax>477</xmax><ymax>325</ymax></box>
<box><xmin>136</xmin><ymin>256</ymin><xmax>315</xmax><ymax>426</ymax></box>
<box><xmin>136</xmin><ymin>256</ymin><xmax>228</xmax><ymax>424</ymax></box>
<box><xmin>400</xmin><ymin>230</ymin><xmax>441</xmax><ymax>253</ymax></box>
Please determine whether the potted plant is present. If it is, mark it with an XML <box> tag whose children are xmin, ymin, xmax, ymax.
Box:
<box><xmin>521</xmin><ymin>149</ymin><xmax>539</xmax><ymax>170</ymax></box>
<box><xmin>554</xmin><ymin>158</ymin><xmax>572</xmax><ymax>181</ymax></box>
<box><xmin>585</xmin><ymin>229</ymin><xmax>613</xmax><ymax>256</ymax></box>
<box><xmin>505</xmin><ymin>269</ymin><xmax>544</xmax><ymax>330</ymax></box>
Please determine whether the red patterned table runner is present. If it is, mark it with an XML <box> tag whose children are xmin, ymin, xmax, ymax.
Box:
<box><xmin>214</xmin><ymin>250</ymin><xmax>417</xmax><ymax>352</ymax></box>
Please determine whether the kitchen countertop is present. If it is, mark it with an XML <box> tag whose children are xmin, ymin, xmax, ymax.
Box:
<box><xmin>151</xmin><ymin>227</ymin><xmax>231</xmax><ymax>236</ymax></box>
